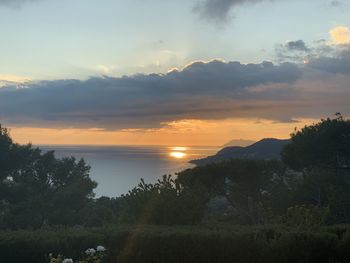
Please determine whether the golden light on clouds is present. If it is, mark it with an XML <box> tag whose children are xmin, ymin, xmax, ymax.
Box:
<box><xmin>9</xmin><ymin>118</ymin><xmax>318</xmax><ymax>146</ymax></box>
<box><xmin>0</xmin><ymin>74</ymin><xmax>31</xmax><ymax>86</ymax></box>
<box><xmin>330</xmin><ymin>26</ymin><xmax>350</xmax><ymax>45</ymax></box>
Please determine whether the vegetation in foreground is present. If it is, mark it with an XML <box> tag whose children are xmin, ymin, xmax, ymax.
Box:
<box><xmin>0</xmin><ymin>113</ymin><xmax>350</xmax><ymax>262</ymax></box>
<box><xmin>2</xmin><ymin>224</ymin><xmax>350</xmax><ymax>263</ymax></box>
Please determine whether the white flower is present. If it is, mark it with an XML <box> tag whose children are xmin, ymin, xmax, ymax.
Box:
<box><xmin>85</xmin><ymin>248</ymin><xmax>96</xmax><ymax>256</ymax></box>
<box><xmin>96</xmin><ymin>245</ymin><xmax>106</xmax><ymax>252</ymax></box>
<box><xmin>62</xmin><ymin>259</ymin><xmax>73</xmax><ymax>263</ymax></box>
<box><xmin>260</xmin><ymin>189</ymin><xmax>269</xmax><ymax>195</ymax></box>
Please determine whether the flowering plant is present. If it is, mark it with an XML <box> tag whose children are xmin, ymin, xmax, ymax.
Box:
<box><xmin>48</xmin><ymin>245</ymin><xmax>107</xmax><ymax>263</ymax></box>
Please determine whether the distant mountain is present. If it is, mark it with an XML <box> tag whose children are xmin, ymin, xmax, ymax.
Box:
<box><xmin>222</xmin><ymin>139</ymin><xmax>255</xmax><ymax>148</ymax></box>
<box><xmin>191</xmin><ymin>138</ymin><xmax>290</xmax><ymax>166</ymax></box>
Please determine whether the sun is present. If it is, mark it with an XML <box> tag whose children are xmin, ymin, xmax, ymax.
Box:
<box><xmin>170</xmin><ymin>151</ymin><xmax>187</xmax><ymax>159</ymax></box>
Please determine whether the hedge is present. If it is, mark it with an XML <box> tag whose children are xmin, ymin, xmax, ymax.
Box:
<box><xmin>0</xmin><ymin>225</ymin><xmax>350</xmax><ymax>263</ymax></box>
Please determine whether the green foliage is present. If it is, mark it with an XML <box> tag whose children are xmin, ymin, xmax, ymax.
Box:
<box><xmin>177</xmin><ymin>159</ymin><xmax>290</xmax><ymax>224</ymax></box>
<box><xmin>1</xmin><ymin>115</ymin><xmax>350</xmax><ymax>228</ymax></box>
<box><xmin>286</xmin><ymin>166</ymin><xmax>350</xmax><ymax>224</ymax></box>
<box><xmin>174</xmin><ymin>115</ymin><xmax>350</xmax><ymax>225</ymax></box>
<box><xmin>49</xmin><ymin>245</ymin><xmax>107</xmax><ymax>263</ymax></box>
<box><xmin>0</xmin><ymin>227</ymin><xmax>106</xmax><ymax>262</ymax></box>
<box><xmin>281</xmin><ymin>205</ymin><xmax>329</xmax><ymax>229</ymax></box>
<box><xmin>0</xmin><ymin>125</ymin><xmax>97</xmax><ymax>229</ymax></box>
<box><xmin>0</xmin><ymin>225</ymin><xmax>350</xmax><ymax>263</ymax></box>
<box><xmin>84</xmin><ymin>197</ymin><xmax>120</xmax><ymax>227</ymax></box>
<box><xmin>282</xmin><ymin>113</ymin><xmax>350</xmax><ymax>170</ymax></box>
<box><xmin>119</xmin><ymin>175</ymin><xmax>208</xmax><ymax>225</ymax></box>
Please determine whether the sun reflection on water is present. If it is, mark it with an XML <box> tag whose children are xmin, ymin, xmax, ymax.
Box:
<box><xmin>170</xmin><ymin>151</ymin><xmax>187</xmax><ymax>159</ymax></box>
<box><xmin>171</xmin><ymin>146</ymin><xmax>187</xmax><ymax>151</ymax></box>
<box><xmin>169</xmin><ymin>146</ymin><xmax>187</xmax><ymax>159</ymax></box>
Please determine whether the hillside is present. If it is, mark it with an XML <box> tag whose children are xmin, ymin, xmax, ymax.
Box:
<box><xmin>191</xmin><ymin>138</ymin><xmax>290</xmax><ymax>166</ymax></box>
<box><xmin>222</xmin><ymin>139</ymin><xmax>255</xmax><ymax>147</ymax></box>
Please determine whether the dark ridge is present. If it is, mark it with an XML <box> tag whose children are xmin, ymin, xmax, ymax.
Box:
<box><xmin>191</xmin><ymin>138</ymin><xmax>290</xmax><ymax>166</ymax></box>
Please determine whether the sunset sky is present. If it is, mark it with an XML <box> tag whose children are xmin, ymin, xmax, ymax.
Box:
<box><xmin>1</xmin><ymin>0</ymin><xmax>350</xmax><ymax>146</ymax></box>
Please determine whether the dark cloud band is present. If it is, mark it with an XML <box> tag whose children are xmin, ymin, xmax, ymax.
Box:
<box><xmin>0</xmin><ymin>60</ymin><xmax>302</xmax><ymax>129</ymax></box>
<box><xmin>1</xmin><ymin>40</ymin><xmax>350</xmax><ymax>130</ymax></box>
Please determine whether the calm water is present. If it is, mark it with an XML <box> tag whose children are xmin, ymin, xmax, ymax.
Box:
<box><xmin>39</xmin><ymin>145</ymin><xmax>218</xmax><ymax>197</ymax></box>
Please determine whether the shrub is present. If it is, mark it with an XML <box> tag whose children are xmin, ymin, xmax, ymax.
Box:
<box><xmin>0</xmin><ymin>225</ymin><xmax>349</xmax><ymax>263</ymax></box>
<box><xmin>281</xmin><ymin>205</ymin><xmax>329</xmax><ymax>229</ymax></box>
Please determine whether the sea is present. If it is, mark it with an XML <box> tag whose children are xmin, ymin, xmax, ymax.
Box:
<box><xmin>39</xmin><ymin>145</ymin><xmax>219</xmax><ymax>197</ymax></box>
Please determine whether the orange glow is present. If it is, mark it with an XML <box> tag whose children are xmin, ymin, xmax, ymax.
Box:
<box><xmin>7</xmin><ymin>118</ymin><xmax>318</xmax><ymax>146</ymax></box>
<box><xmin>330</xmin><ymin>26</ymin><xmax>350</xmax><ymax>45</ymax></box>
<box><xmin>171</xmin><ymin>147</ymin><xmax>187</xmax><ymax>151</ymax></box>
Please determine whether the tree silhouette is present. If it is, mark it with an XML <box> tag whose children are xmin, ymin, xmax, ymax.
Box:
<box><xmin>282</xmin><ymin>113</ymin><xmax>350</xmax><ymax>170</ymax></box>
<box><xmin>0</xmin><ymin>124</ymin><xmax>97</xmax><ymax>229</ymax></box>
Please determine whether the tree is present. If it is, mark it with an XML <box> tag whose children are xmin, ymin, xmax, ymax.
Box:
<box><xmin>0</xmin><ymin>124</ymin><xmax>97</xmax><ymax>229</ymax></box>
<box><xmin>281</xmin><ymin>114</ymin><xmax>350</xmax><ymax>223</ymax></box>
<box><xmin>177</xmin><ymin>159</ymin><xmax>290</xmax><ymax>224</ymax></box>
<box><xmin>282</xmin><ymin>113</ymin><xmax>350</xmax><ymax>171</ymax></box>
<box><xmin>120</xmin><ymin>175</ymin><xmax>207</xmax><ymax>225</ymax></box>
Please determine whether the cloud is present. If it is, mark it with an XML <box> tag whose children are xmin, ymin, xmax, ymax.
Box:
<box><xmin>0</xmin><ymin>0</ymin><xmax>39</xmax><ymax>8</ymax></box>
<box><xmin>285</xmin><ymin>40</ymin><xmax>309</xmax><ymax>52</ymax></box>
<box><xmin>330</xmin><ymin>1</ymin><xmax>343</xmax><ymax>7</ymax></box>
<box><xmin>275</xmin><ymin>40</ymin><xmax>312</xmax><ymax>63</ymax></box>
<box><xmin>0</xmin><ymin>60</ymin><xmax>303</xmax><ymax>129</ymax></box>
<box><xmin>278</xmin><ymin>37</ymin><xmax>350</xmax><ymax>87</ymax></box>
<box><xmin>194</xmin><ymin>0</ymin><xmax>269</xmax><ymax>24</ymax></box>
<box><xmin>0</xmin><ymin>75</ymin><xmax>31</xmax><ymax>87</ymax></box>
<box><xmin>307</xmin><ymin>49</ymin><xmax>350</xmax><ymax>74</ymax></box>
<box><xmin>275</xmin><ymin>31</ymin><xmax>350</xmax><ymax>70</ymax></box>
<box><xmin>2</xmin><ymin>38</ymin><xmax>350</xmax><ymax>130</ymax></box>
<box><xmin>330</xmin><ymin>26</ymin><xmax>350</xmax><ymax>45</ymax></box>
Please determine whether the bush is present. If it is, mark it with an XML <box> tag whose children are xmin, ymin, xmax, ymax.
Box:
<box><xmin>0</xmin><ymin>225</ymin><xmax>349</xmax><ymax>263</ymax></box>
<box><xmin>119</xmin><ymin>175</ymin><xmax>208</xmax><ymax>225</ymax></box>
<box><xmin>281</xmin><ymin>205</ymin><xmax>329</xmax><ymax>229</ymax></box>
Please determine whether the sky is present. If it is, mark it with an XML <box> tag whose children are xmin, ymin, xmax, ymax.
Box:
<box><xmin>0</xmin><ymin>0</ymin><xmax>350</xmax><ymax>146</ymax></box>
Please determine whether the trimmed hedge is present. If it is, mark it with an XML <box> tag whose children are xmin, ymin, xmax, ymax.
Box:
<box><xmin>0</xmin><ymin>225</ymin><xmax>350</xmax><ymax>262</ymax></box>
